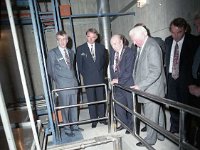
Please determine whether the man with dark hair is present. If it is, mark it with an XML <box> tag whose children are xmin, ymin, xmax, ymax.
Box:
<box><xmin>165</xmin><ymin>18</ymin><xmax>199</xmax><ymax>134</ymax></box>
<box><xmin>187</xmin><ymin>13</ymin><xmax>200</xmax><ymax>149</ymax></box>
<box><xmin>76</xmin><ymin>28</ymin><xmax>107</xmax><ymax>128</ymax></box>
<box><xmin>47</xmin><ymin>30</ymin><xmax>79</xmax><ymax>137</ymax></box>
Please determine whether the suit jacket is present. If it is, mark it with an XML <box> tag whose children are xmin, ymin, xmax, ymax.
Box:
<box><xmin>134</xmin><ymin>37</ymin><xmax>166</xmax><ymax>103</ymax></box>
<box><xmin>76</xmin><ymin>42</ymin><xmax>106</xmax><ymax>85</ymax></box>
<box><xmin>110</xmin><ymin>46</ymin><xmax>135</xmax><ymax>87</ymax></box>
<box><xmin>192</xmin><ymin>36</ymin><xmax>200</xmax><ymax>80</ymax></box>
<box><xmin>165</xmin><ymin>34</ymin><xmax>199</xmax><ymax>86</ymax></box>
<box><xmin>47</xmin><ymin>47</ymin><xmax>78</xmax><ymax>94</ymax></box>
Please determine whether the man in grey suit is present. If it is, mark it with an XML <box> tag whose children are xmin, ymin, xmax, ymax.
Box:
<box><xmin>47</xmin><ymin>30</ymin><xmax>79</xmax><ymax>137</ymax></box>
<box><xmin>129</xmin><ymin>26</ymin><xmax>166</xmax><ymax>146</ymax></box>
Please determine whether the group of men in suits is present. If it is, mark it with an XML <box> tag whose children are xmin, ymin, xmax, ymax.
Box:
<box><xmin>47</xmin><ymin>29</ymin><xmax>107</xmax><ymax>137</ymax></box>
<box><xmin>46</xmin><ymin>16</ymin><xmax>200</xmax><ymax>147</ymax></box>
<box><xmin>128</xmin><ymin>17</ymin><xmax>200</xmax><ymax>147</ymax></box>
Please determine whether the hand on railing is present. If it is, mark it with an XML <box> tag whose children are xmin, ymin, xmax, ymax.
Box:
<box><xmin>110</xmin><ymin>79</ymin><xmax>118</xmax><ymax>85</ymax></box>
<box><xmin>130</xmin><ymin>85</ymin><xmax>140</xmax><ymax>90</ymax></box>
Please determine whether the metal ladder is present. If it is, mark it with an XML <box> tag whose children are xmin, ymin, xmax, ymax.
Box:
<box><xmin>28</xmin><ymin>0</ymin><xmax>64</xmax><ymax>144</ymax></box>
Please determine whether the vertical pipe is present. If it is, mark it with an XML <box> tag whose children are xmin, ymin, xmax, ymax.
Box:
<box><xmin>0</xmin><ymin>84</ymin><xmax>17</xmax><ymax>150</ymax></box>
<box><xmin>5</xmin><ymin>0</ymin><xmax>41</xmax><ymax>149</ymax></box>
<box><xmin>97</xmin><ymin>0</ymin><xmax>111</xmax><ymax>50</ymax></box>
<box><xmin>111</xmin><ymin>85</ymin><xmax>117</xmax><ymax>132</ymax></box>
<box><xmin>132</xmin><ymin>92</ymin><xmax>137</xmax><ymax>135</ymax></box>
<box><xmin>97</xmin><ymin>0</ymin><xmax>112</xmax><ymax>83</ymax></box>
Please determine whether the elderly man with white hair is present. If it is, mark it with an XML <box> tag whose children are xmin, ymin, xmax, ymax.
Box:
<box><xmin>129</xmin><ymin>26</ymin><xmax>166</xmax><ymax>146</ymax></box>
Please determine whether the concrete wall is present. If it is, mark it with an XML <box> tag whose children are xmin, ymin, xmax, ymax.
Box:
<box><xmin>110</xmin><ymin>0</ymin><xmax>200</xmax><ymax>43</ymax></box>
<box><xmin>0</xmin><ymin>0</ymin><xmax>199</xmax><ymax>104</ymax></box>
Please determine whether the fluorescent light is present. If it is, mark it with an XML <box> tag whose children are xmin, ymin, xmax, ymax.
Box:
<box><xmin>137</xmin><ymin>0</ymin><xmax>148</xmax><ymax>8</ymax></box>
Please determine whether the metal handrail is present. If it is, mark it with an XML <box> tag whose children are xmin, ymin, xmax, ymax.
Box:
<box><xmin>51</xmin><ymin>83</ymin><xmax>110</xmax><ymax>142</ymax></box>
<box><xmin>112</xmin><ymin>84</ymin><xmax>200</xmax><ymax>150</ymax></box>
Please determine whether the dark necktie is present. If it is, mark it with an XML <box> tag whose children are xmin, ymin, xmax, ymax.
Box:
<box><xmin>133</xmin><ymin>48</ymin><xmax>140</xmax><ymax>77</ymax></box>
<box><xmin>114</xmin><ymin>52</ymin><xmax>119</xmax><ymax>78</ymax></box>
<box><xmin>64</xmin><ymin>49</ymin><xmax>71</xmax><ymax>69</ymax></box>
<box><xmin>172</xmin><ymin>43</ymin><xmax>179</xmax><ymax>79</ymax></box>
<box><xmin>90</xmin><ymin>44</ymin><xmax>96</xmax><ymax>61</ymax></box>
<box><xmin>114</xmin><ymin>52</ymin><xmax>119</xmax><ymax>72</ymax></box>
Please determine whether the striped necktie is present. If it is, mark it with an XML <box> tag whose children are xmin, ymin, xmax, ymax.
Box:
<box><xmin>90</xmin><ymin>44</ymin><xmax>96</xmax><ymax>61</ymax></box>
<box><xmin>64</xmin><ymin>49</ymin><xmax>71</xmax><ymax>69</ymax></box>
<box><xmin>172</xmin><ymin>43</ymin><xmax>179</xmax><ymax>79</ymax></box>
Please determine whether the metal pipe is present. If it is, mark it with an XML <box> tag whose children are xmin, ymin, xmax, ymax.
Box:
<box><xmin>58</xmin><ymin>117</ymin><xmax>108</xmax><ymax>127</ymax></box>
<box><xmin>61</xmin><ymin>12</ymin><xmax>135</xmax><ymax>19</ymax></box>
<box><xmin>179</xmin><ymin>110</ymin><xmax>186</xmax><ymax>150</ymax></box>
<box><xmin>52</xmin><ymin>83</ymin><xmax>107</xmax><ymax>92</ymax></box>
<box><xmin>55</xmin><ymin>100</ymin><xmax>107</xmax><ymax>109</ymax></box>
<box><xmin>111</xmin><ymin>0</ymin><xmax>137</xmax><ymax>22</ymax></box>
<box><xmin>116</xmin><ymin>84</ymin><xmax>200</xmax><ymax>117</ymax></box>
<box><xmin>5</xmin><ymin>0</ymin><xmax>41</xmax><ymax>149</ymax></box>
<box><xmin>113</xmin><ymin>84</ymin><xmax>200</xmax><ymax>150</ymax></box>
<box><xmin>0</xmin><ymin>84</ymin><xmax>17</xmax><ymax>150</ymax></box>
<box><xmin>97</xmin><ymin>0</ymin><xmax>111</xmax><ymax>50</ymax></box>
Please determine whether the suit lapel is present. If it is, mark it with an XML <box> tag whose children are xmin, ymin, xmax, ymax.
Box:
<box><xmin>55</xmin><ymin>47</ymin><xmax>63</xmax><ymax>59</ymax></box>
<box><xmin>55</xmin><ymin>47</ymin><xmax>68</xmax><ymax>68</ymax></box>
<box><xmin>85</xmin><ymin>43</ymin><xmax>96</xmax><ymax>63</ymax></box>
<box><xmin>138</xmin><ymin>38</ymin><xmax>149</xmax><ymax>64</ymax></box>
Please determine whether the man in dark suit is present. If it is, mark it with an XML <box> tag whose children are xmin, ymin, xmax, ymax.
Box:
<box><xmin>47</xmin><ymin>30</ymin><xmax>79</xmax><ymax>137</ymax></box>
<box><xmin>110</xmin><ymin>34</ymin><xmax>136</xmax><ymax>134</ymax></box>
<box><xmin>165</xmin><ymin>18</ymin><xmax>199</xmax><ymax>134</ymax></box>
<box><xmin>129</xmin><ymin>26</ymin><xmax>166</xmax><ymax>146</ymax></box>
<box><xmin>188</xmin><ymin>14</ymin><xmax>200</xmax><ymax>149</ymax></box>
<box><xmin>76</xmin><ymin>28</ymin><xmax>107</xmax><ymax>128</ymax></box>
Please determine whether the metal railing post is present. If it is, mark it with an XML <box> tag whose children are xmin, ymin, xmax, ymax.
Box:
<box><xmin>0</xmin><ymin>84</ymin><xmax>17</xmax><ymax>150</ymax></box>
<box><xmin>5</xmin><ymin>0</ymin><xmax>41</xmax><ymax>149</ymax></box>
<box><xmin>179</xmin><ymin>110</ymin><xmax>186</xmax><ymax>150</ymax></box>
<box><xmin>113</xmin><ymin>137</ymin><xmax>122</xmax><ymax>150</ymax></box>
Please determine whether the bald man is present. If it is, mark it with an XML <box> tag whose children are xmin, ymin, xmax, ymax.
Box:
<box><xmin>110</xmin><ymin>34</ymin><xmax>135</xmax><ymax>134</ymax></box>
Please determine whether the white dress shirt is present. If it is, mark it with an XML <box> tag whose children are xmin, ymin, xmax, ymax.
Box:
<box><xmin>58</xmin><ymin>46</ymin><xmax>69</xmax><ymax>64</ymax></box>
<box><xmin>169</xmin><ymin>36</ymin><xmax>184</xmax><ymax>73</ymax></box>
<box><xmin>87</xmin><ymin>43</ymin><xmax>96</xmax><ymax>58</ymax></box>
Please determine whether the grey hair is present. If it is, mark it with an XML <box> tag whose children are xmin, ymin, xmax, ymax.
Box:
<box><xmin>129</xmin><ymin>26</ymin><xmax>147</xmax><ymax>37</ymax></box>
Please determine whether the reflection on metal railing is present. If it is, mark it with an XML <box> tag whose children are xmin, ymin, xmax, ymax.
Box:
<box><xmin>51</xmin><ymin>83</ymin><xmax>110</xmax><ymax>142</ymax></box>
<box><xmin>48</xmin><ymin>135</ymin><xmax>122</xmax><ymax>150</ymax></box>
<box><xmin>112</xmin><ymin>84</ymin><xmax>200</xmax><ymax>150</ymax></box>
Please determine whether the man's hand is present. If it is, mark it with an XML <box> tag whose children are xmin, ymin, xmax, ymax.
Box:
<box><xmin>189</xmin><ymin>85</ymin><xmax>200</xmax><ymax>97</ymax></box>
<box><xmin>130</xmin><ymin>85</ymin><xmax>140</xmax><ymax>90</ymax></box>
<box><xmin>111</xmin><ymin>79</ymin><xmax>118</xmax><ymax>85</ymax></box>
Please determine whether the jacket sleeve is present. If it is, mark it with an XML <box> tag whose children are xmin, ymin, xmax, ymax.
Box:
<box><xmin>76</xmin><ymin>47</ymin><xmax>83</xmax><ymax>75</ymax></box>
<box><xmin>137</xmin><ymin>44</ymin><xmax>163</xmax><ymax>91</ymax></box>
<box><xmin>47</xmin><ymin>51</ymin><xmax>55</xmax><ymax>81</ymax></box>
<box><xmin>118</xmin><ymin>48</ymin><xmax>135</xmax><ymax>85</ymax></box>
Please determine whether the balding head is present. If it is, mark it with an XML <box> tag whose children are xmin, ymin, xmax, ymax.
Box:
<box><xmin>129</xmin><ymin>26</ymin><xmax>148</xmax><ymax>47</ymax></box>
<box><xmin>110</xmin><ymin>34</ymin><xmax>123</xmax><ymax>52</ymax></box>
